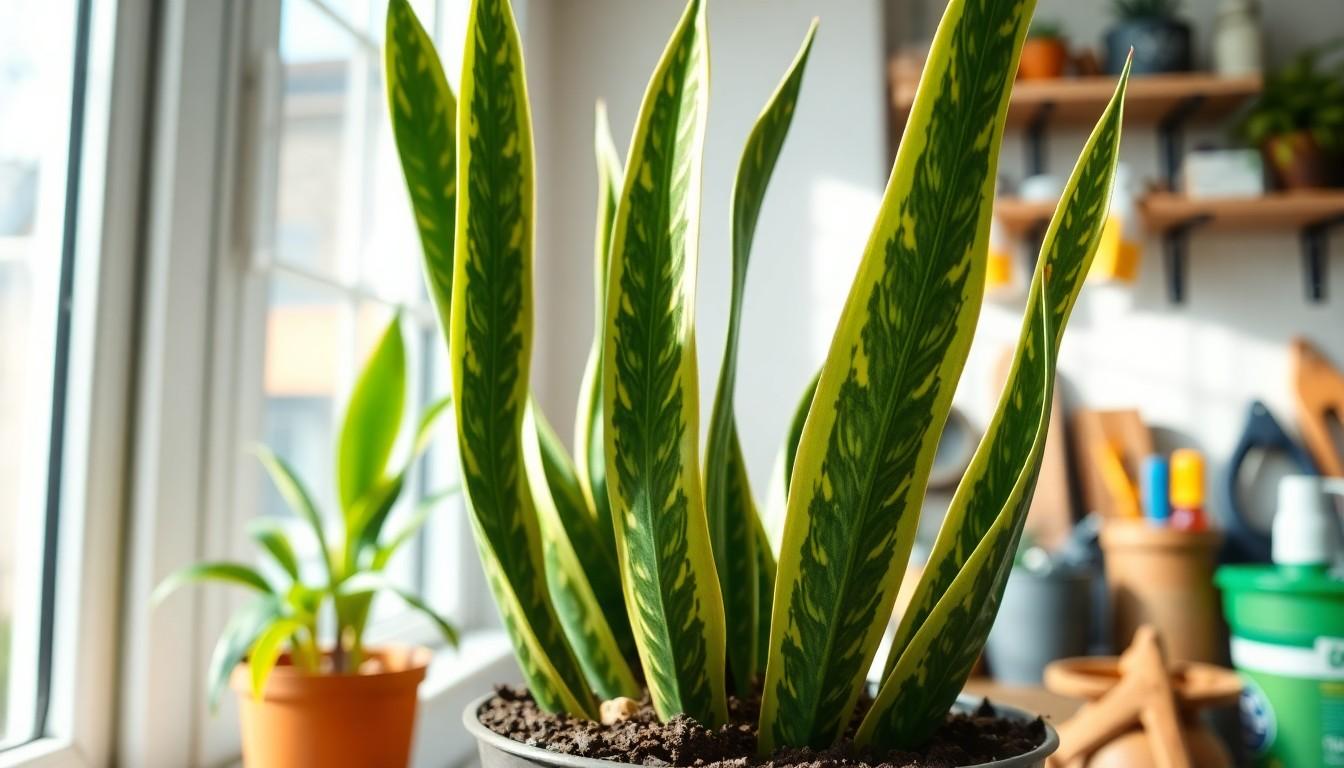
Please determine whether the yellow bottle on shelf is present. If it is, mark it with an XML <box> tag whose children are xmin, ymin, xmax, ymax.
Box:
<box><xmin>986</xmin><ymin>214</ymin><xmax>1015</xmax><ymax>291</ymax></box>
<box><xmin>987</xmin><ymin>177</ymin><xmax>1015</xmax><ymax>292</ymax></box>
<box><xmin>1090</xmin><ymin>163</ymin><xmax>1143</xmax><ymax>283</ymax></box>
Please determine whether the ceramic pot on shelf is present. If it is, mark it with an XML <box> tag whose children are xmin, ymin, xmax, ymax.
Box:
<box><xmin>1263</xmin><ymin>130</ymin><xmax>1342</xmax><ymax>190</ymax></box>
<box><xmin>1104</xmin><ymin>18</ymin><xmax>1191</xmax><ymax>75</ymax></box>
<box><xmin>1098</xmin><ymin>522</ymin><xmax>1224</xmax><ymax>665</ymax></box>
<box><xmin>1020</xmin><ymin>37</ymin><xmax>1069</xmax><ymax>80</ymax></box>
<box><xmin>1213</xmin><ymin>0</ymin><xmax>1263</xmax><ymax>76</ymax></box>
<box><xmin>985</xmin><ymin>567</ymin><xmax>1093</xmax><ymax>685</ymax></box>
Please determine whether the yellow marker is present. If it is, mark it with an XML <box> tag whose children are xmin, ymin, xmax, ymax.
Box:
<box><xmin>1097</xmin><ymin>440</ymin><xmax>1141</xmax><ymax>518</ymax></box>
<box><xmin>1169</xmin><ymin>449</ymin><xmax>1208</xmax><ymax>532</ymax></box>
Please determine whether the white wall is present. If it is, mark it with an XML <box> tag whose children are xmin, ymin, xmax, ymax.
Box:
<box><xmin>525</xmin><ymin>0</ymin><xmax>888</xmax><ymax>493</ymax></box>
<box><xmin>523</xmin><ymin>0</ymin><xmax>1344</xmax><ymax>532</ymax></box>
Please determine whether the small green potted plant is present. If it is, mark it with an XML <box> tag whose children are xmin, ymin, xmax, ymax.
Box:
<box><xmin>386</xmin><ymin>0</ymin><xmax>1129</xmax><ymax>764</ymax></box>
<box><xmin>1236</xmin><ymin>42</ymin><xmax>1344</xmax><ymax>190</ymax></box>
<box><xmin>1020</xmin><ymin>21</ymin><xmax>1070</xmax><ymax>81</ymax></box>
<box><xmin>1105</xmin><ymin>0</ymin><xmax>1192</xmax><ymax>75</ymax></box>
<box><xmin>154</xmin><ymin>316</ymin><xmax>459</xmax><ymax>768</ymax></box>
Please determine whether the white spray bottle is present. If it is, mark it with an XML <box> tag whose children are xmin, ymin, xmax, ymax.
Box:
<box><xmin>1273</xmin><ymin>475</ymin><xmax>1344</xmax><ymax>572</ymax></box>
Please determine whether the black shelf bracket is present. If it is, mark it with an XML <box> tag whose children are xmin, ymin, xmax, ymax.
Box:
<box><xmin>1026</xmin><ymin>218</ymin><xmax>1050</xmax><ymax>268</ymax></box>
<box><xmin>1301</xmin><ymin>214</ymin><xmax>1344</xmax><ymax>302</ymax></box>
<box><xmin>1162</xmin><ymin>214</ymin><xmax>1212</xmax><ymax>303</ymax></box>
<box><xmin>1156</xmin><ymin>95</ymin><xmax>1206</xmax><ymax>190</ymax></box>
<box><xmin>1024</xmin><ymin>102</ymin><xmax>1055</xmax><ymax>177</ymax></box>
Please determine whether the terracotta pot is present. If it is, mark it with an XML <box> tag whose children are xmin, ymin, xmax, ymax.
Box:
<box><xmin>230</xmin><ymin>645</ymin><xmax>431</xmax><ymax>768</ymax></box>
<box><xmin>1019</xmin><ymin>38</ymin><xmax>1069</xmax><ymax>80</ymax></box>
<box><xmin>1262</xmin><ymin>130</ymin><xmax>1342</xmax><ymax>190</ymax></box>
<box><xmin>1098</xmin><ymin>522</ymin><xmax>1223</xmax><ymax>664</ymax></box>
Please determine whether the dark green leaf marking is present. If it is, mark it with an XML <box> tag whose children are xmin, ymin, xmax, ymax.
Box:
<box><xmin>761</xmin><ymin>0</ymin><xmax>1033</xmax><ymax>750</ymax></box>
<box><xmin>603</xmin><ymin>0</ymin><xmax>727</xmax><ymax>725</ymax></box>
<box><xmin>453</xmin><ymin>0</ymin><xmax>594</xmax><ymax>716</ymax></box>
<box><xmin>865</xmin><ymin>65</ymin><xmax>1130</xmax><ymax>748</ymax></box>
<box><xmin>534</xmin><ymin>405</ymin><xmax>637</xmax><ymax>665</ymax></box>
<box><xmin>524</xmin><ymin>405</ymin><xmax>642</xmax><ymax>700</ymax></box>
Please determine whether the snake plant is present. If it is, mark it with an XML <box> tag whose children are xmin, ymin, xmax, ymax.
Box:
<box><xmin>387</xmin><ymin>0</ymin><xmax>1128</xmax><ymax>749</ymax></box>
<box><xmin>154</xmin><ymin>316</ymin><xmax>460</xmax><ymax>707</ymax></box>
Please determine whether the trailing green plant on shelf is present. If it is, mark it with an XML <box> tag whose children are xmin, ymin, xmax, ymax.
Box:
<box><xmin>1237</xmin><ymin>41</ymin><xmax>1344</xmax><ymax>155</ymax></box>
<box><xmin>1027</xmin><ymin>19</ymin><xmax>1066</xmax><ymax>40</ymax></box>
<box><xmin>154</xmin><ymin>316</ymin><xmax>460</xmax><ymax>707</ymax></box>
<box><xmin>386</xmin><ymin>0</ymin><xmax>1128</xmax><ymax>751</ymax></box>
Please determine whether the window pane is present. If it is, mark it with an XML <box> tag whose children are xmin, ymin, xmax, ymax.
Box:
<box><xmin>275</xmin><ymin>0</ymin><xmax>364</xmax><ymax>279</ymax></box>
<box><xmin>262</xmin><ymin>276</ymin><xmax>342</xmax><ymax>521</ymax></box>
<box><xmin>258</xmin><ymin>274</ymin><xmax>431</xmax><ymax>623</ymax></box>
<box><xmin>251</xmin><ymin>0</ymin><xmax>461</xmax><ymax>650</ymax></box>
<box><xmin>313</xmin><ymin>0</ymin><xmax>437</xmax><ymax>44</ymax></box>
<box><xmin>0</xmin><ymin>0</ymin><xmax>83</xmax><ymax>749</ymax></box>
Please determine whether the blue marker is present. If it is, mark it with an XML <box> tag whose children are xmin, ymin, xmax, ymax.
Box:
<box><xmin>1141</xmin><ymin>455</ymin><xmax>1171</xmax><ymax>525</ymax></box>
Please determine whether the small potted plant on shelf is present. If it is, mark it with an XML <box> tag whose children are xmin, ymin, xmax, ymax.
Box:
<box><xmin>386</xmin><ymin>0</ymin><xmax>1129</xmax><ymax>764</ymax></box>
<box><xmin>1236</xmin><ymin>42</ymin><xmax>1344</xmax><ymax>190</ymax></box>
<box><xmin>155</xmin><ymin>316</ymin><xmax>459</xmax><ymax>768</ymax></box>
<box><xmin>1020</xmin><ymin>21</ymin><xmax>1070</xmax><ymax>81</ymax></box>
<box><xmin>1105</xmin><ymin>0</ymin><xmax>1192</xmax><ymax>75</ymax></box>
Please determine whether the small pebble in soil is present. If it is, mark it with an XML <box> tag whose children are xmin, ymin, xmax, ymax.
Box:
<box><xmin>476</xmin><ymin>686</ymin><xmax>1046</xmax><ymax>768</ymax></box>
<box><xmin>602</xmin><ymin>697</ymin><xmax>642</xmax><ymax>725</ymax></box>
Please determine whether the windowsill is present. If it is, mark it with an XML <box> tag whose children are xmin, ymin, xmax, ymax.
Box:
<box><xmin>3</xmin><ymin>630</ymin><xmax>519</xmax><ymax>768</ymax></box>
<box><xmin>0</xmin><ymin>739</ymin><xmax>87</xmax><ymax>768</ymax></box>
<box><xmin>413</xmin><ymin>628</ymin><xmax>521</xmax><ymax>767</ymax></box>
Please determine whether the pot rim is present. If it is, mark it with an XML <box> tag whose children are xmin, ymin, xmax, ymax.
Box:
<box><xmin>462</xmin><ymin>692</ymin><xmax>1060</xmax><ymax>768</ymax></box>
<box><xmin>1099</xmin><ymin>521</ymin><xmax>1221</xmax><ymax>551</ymax></box>
<box><xmin>230</xmin><ymin>644</ymin><xmax>432</xmax><ymax>701</ymax></box>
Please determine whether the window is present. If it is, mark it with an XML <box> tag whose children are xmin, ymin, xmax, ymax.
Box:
<box><xmin>245</xmin><ymin>0</ymin><xmax>470</xmax><ymax>637</ymax></box>
<box><xmin>0</xmin><ymin>0</ymin><xmax>90</xmax><ymax>751</ymax></box>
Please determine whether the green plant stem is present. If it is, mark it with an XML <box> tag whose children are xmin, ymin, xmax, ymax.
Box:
<box><xmin>293</xmin><ymin>627</ymin><xmax>321</xmax><ymax>673</ymax></box>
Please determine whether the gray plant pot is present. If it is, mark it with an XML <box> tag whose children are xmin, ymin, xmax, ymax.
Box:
<box><xmin>463</xmin><ymin>693</ymin><xmax>1059</xmax><ymax>768</ymax></box>
<box><xmin>984</xmin><ymin>568</ymin><xmax>1092</xmax><ymax>685</ymax></box>
<box><xmin>1104</xmin><ymin>18</ymin><xmax>1192</xmax><ymax>74</ymax></box>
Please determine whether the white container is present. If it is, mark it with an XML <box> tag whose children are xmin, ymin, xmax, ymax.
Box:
<box><xmin>1273</xmin><ymin>475</ymin><xmax>1344</xmax><ymax>568</ymax></box>
<box><xmin>1214</xmin><ymin>0</ymin><xmax>1263</xmax><ymax>77</ymax></box>
<box><xmin>1183</xmin><ymin>149</ymin><xmax>1265</xmax><ymax>199</ymax></box>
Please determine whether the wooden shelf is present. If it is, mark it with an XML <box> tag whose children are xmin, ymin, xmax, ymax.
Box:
<box><xmin>1143</xmin><ymin>191</ymin><xmax>1344</xmax><ymax>302</ymax></box>
<box><xmin>993</xmin><ymin>191</ymin><xmax>1344</xmax><ymax>302</ymax></box>
<box><xmin>995</xmin><ymin>197</ymin><xmax>1057</xmax><ymax>237</ymax></box>
<box><xmin>891</xmin><ymin>72</ymin><xmax>1261</xmax><ymax>128</ymax></box>
<box><xmin>1139</xmin><ymin>191</ymin><xmax>1344</xmax><ymax>232</ymax></box>
<box><xmin>995</xmin><ymin>191</ymin><xmax>1344</xmax><ymax>236</ymax></box>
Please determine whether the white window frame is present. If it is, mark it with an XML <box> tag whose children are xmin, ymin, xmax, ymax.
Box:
<box><xmin>0</xmin><ymin>0</ymin><xmax>151</xmax><ymax>764</ymax></box>
<box><xmin>106</xmin><ymin>1</ymin><xmax>517</xmax><ymax>767</ymax></box>
<box><xmin>3</xmin><ymin>0</ymin><xmax>525</xmax><ymax>764</ymax></box>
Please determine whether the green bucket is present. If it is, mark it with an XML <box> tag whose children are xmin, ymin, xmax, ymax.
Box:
<box><xmin>1217</xmin><ymin>565</ymin><xmax>1344</xmax><ymax>767</ymax></box>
